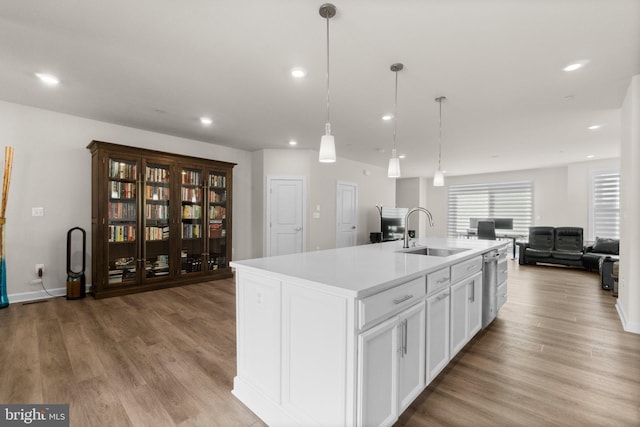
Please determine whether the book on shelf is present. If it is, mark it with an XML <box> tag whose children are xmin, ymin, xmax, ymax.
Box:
<box><xmin>145</xmin><ymin>226</ymin><xmax>170</xmax><ymax>241</ymax></box>
<box><xmin>109</xmin><ymin>159</ymin><xmax>137</xmax><ymax>180</ymax></box>
<box><xmin>109</xmin><ymin>181</ymin><xmax>136</xmax><ymax>199</ymax></box>
<box><xmin>145</xmin><ymin>165</ymin><xmax>169</xmax><ymax>183</ymax></box>
<box><xmin>182</xmin><ymin>223</ymin><xmax>201</xmax><ymax>238</ymax></box>
<box><xmin>145</xmin><ymin>204</ymin><xmax>169</xmax><ymax>220</ymax></box>
<box><xmin>210</xmin><ymin>190</ymin><xmax>226</xmax><ymax>203</ymax></box>
<box><xmin>210</xmin><ymin>174</ymin><xmax>226</xmax><ymax>188</ymax></box>
<box><xmin>181</xmin><ymin>187</ymin><xmax>201</xmax><ymax>202</ymax></box>
<box><xmin>109</xmin><ymin>201</ymin><xmax>137</xmax><ymax>219</ymax></box>
<box><xmin>182</xmin><ymin>204</ymin><xmax>202</xmax><ymax>219</ymax></box>
<box><xmin>109</xmin><ymin>225</ymin><xmax>136</xmax><ymax>242</ymax></box>
<box><xmin>145</xmin><ymin>185</ymin><xmax>169</xmax><ymax>201</ymax></box>
<box><xmin>209</xmin><ymin>205</ymin><xmax>226</xmax><ymax>220</ymax></box>
<box><xmin>181</xmin><ymin>170</ymin><xmax>201</xmax><ymax>185</ymax></box>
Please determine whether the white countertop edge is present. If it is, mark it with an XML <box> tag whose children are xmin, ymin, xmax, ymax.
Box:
<box><xmin>231</xmin><ymin>238</ymin><xmax>509</xmax><ymax>298</ymax></box>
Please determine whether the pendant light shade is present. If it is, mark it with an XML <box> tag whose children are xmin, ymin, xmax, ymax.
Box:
<box><xmin>388</xmin><ymin>63</ymin><xmax>403</xmax><ymax>178</ymax></box>
<box><xmin>318</xmin><ymin>3</ymin><xmax>337</xmax><ymax>163</ymax></box>
<box><xmin>433</xmin><ymin>170</ymin><xmax>444</xmax><ymax>187</ymax></box>
<box><xmin>433</xmin><ymin>96</ymin><xmax>447</xmax><ymax>187</ymax></box>
<box><xmin>387</xmin><ymin>149</ymin><xmax>401</xmax><ymax>178</ymax></box>
<box><xmin>319</xmin><ymin>124</ymin><xmax>336</xmax><ymax>162</ymax></box>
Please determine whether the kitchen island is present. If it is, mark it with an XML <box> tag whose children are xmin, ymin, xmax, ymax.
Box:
<box><xmin>231</xmin><ymin>237</ymin><xmax>509</xmax><ymax>427</ymax></box>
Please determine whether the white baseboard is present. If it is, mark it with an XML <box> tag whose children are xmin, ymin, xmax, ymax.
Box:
<box><xmin>615</xmin><ymin>301</ymin><xmax>640</xmax><ymax>334</ymax></box>
<box><xmin>8</xmin><ymin>284</ymin><xmax>91</xmax><ymax>304</ymax></box>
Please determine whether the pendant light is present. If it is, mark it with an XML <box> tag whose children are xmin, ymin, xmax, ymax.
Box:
<box><xmin>318</xmin><ymin>3</ymin><xmax>337</xmax><ymax>163</ymax></box>
<box><xmin>387</xmin><ymin>63</ymin><xmax>403</xmax><ymax>178</ymax></box>
<box><xmin>433</xmin><ymin>96</ymin><xmax>447</xmax><ymax>186</ymax></box>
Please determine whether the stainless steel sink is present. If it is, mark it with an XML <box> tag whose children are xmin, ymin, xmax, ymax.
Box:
<box><xmin>401</xmin><ymin>247</ymin><xmax>469</xmax><ymax>257</ymax></box>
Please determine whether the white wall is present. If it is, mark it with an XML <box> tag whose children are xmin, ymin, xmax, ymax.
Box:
<box><xmin>254</xmin><ymin>149</ymin><xmax>395</xmax><ymax>254</ymax></box>
<box><xmin>424</xmin><ymin>159</ymin><xmax>619</xmax><ymax>239</ymax></box>
<box><xmin>396</xmin><ymin>178</ymin><xmax>428</xmax><ymax>237</ymax></box>
<box><xmin>619</xmin><ymin>74</ymin><xmax>640</xmax><ymax>333</ymax></box>
<box><xmin>0</xmin><ymin>100</ymin><xmax>253</xmax><ymax>301</ymax></box>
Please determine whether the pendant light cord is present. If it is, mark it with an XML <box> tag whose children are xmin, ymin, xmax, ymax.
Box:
<box><xmin>393</xmin><ymin>70</ymin><xmax>398</xmax><ymax>153</ymax></box>
<box><xmin>325</xmin><ymin>14</ymin><xmax>331</xmax><ymax>128</ymax></box>
<box><xmin>437</xmin><ymin>97</ymin><xmax>443</xmax><ymax>170</ymax></box>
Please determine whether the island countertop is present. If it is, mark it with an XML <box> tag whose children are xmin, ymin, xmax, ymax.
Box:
<box><xmin>230</xmin><ymin>237</ymin><xmax>508</xmax><ymax>298</ymax></box>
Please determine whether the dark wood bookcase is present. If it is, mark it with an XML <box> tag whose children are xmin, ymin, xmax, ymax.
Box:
<box><xmin>88</xmin><ymin>141</ymin><xmax>235</xmax><ymax>298</ymax></box>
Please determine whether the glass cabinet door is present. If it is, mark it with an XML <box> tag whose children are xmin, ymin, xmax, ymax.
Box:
<box><xmin>107</xmin><ymin>157</ymin><xmax>139</xmax><ymax>286</ymax></box>
<box><xmin>180</xmin><ymin>167</ymin><xmax>204</xmax><ymax>275</ymax></box>
<box><xmin>207</xmin><ymin>171</ymin><xmax>228</xmax><ymax>271</ymax></box>
<box><xmin>143</xmin><ymin>162</ymin><xmax>171</xmax><ymax>280</ymax></box>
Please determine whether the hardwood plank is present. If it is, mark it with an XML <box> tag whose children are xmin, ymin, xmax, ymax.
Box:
<box><xmin>1</xmin><ymin>262</ymin><xmax>639</xmax><ymax>426</ymax></box>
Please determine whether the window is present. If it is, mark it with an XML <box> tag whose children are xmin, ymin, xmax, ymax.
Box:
<box><xmin>447</xmin><ymin>181</ymin><xmax>534</xmax><ymax>236</ymax></box>
<box><xmin>590</xmin><ymin>171</ymin><xmax>620</xmax><ymax>239</ymax></box>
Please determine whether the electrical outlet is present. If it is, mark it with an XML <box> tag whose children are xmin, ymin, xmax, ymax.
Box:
<box><xmin>35</xmin><ymin>264</ymin><xmax>44</xmax><ymax>277</ymax></box>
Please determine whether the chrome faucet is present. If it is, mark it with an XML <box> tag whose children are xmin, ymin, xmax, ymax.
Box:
<box><xmin>403</xmin><ymin>207</ymin><xmax>434</xmax><ymax>248</ymax></box>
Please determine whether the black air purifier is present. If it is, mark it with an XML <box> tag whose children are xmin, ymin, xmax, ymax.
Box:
<box><xmin>66</xmin><ymin>227</ymin><xmax>86</xmax><ymax>300</ymax></box>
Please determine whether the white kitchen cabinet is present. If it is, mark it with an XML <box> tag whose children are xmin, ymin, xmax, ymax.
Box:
<box><xmin>397</xmin><ymin>301</ymin><xmax>426</xmax><ymax>412</ymax></box>
<box><xmin>357</xmin><ymin>316</ymin><xmax>398</xmax><ymax>427</ymax></box>
<box><xmin>232</xmin><ymin>238</ymin><xmax>510</xmax><ymax>427</ymax></box>
<box><xmin>357</xmin><ymin>300</ymin><xmax>426</xmax><ymax>427</ymax></box>
<box><xmin>450</xmin><ymin>271</ymin><xmax>483</xmax><ymax>356</ymax></box>
<box><xmin>426</xmin><ymin>287</ymin><xmax>450</xmax><ymax>383</ymax></box>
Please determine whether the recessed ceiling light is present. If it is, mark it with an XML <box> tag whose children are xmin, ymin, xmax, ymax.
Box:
<box><xmin>35</xmin><ymin>73</ymin><xmax>59</xmax><ymax>86</ymax></box>
<box><xmin>291</xmin><ymin>67</ymin><xmax>307</xmax><ymax>78</ymax></box>
<box><xmin>382</xmin><ymin>114</ymin><xmax>393</xmax><ymax>121</ymax></box>
<box><xmin>586</xmin><ymin>154</ymin><xmax>595</xmax><ymax>159</ymax></box>
<box><xmin>289</xmin><ymin>140</ymin><xmax>297</xmax><ymax>146</ymax></box>
<box><xmin>563</xmin><ymin>60</ymin><xmax>589</xmax><ymax>72</ymax></box>
<box><xmin>588</xmin><ymin>124</ymin><xmax>602</xmax><ymax>130</ymax></box>
<box><xmin>200</xmin><ymin>117</ymin><xmax>213</xmax><ymax>126</ymax></box>
<box><xmin>398</xmin><ymin>154</ymin><xmax>406</xmax><ymax>159</ymax></box>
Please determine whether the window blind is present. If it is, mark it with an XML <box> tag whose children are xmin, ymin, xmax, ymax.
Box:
<box><xmin>591</xmin><ymin>171</ymin><xmax>620</xmax><ymax>239</ymax></box>
<box><xmin>447</xmin><ymin>181</ymin><xmax>534</xmax><ymax>236</ymax></box>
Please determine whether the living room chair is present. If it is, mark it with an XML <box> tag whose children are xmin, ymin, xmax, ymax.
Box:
<box><xmin>518</xmin><ymin>226</ymin><xmax>554</xmax><ymax>264</ymax></box>
<box><xmin>477</xmin><ymin>220</ymin><xmax>496</xmax><ymax>240</ymax></box>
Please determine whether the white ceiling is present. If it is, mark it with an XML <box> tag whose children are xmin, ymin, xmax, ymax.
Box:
<box><xmin>1</xmin><ymin>0</ymin><xmax>638</xmax><ymax>177</ymax></box>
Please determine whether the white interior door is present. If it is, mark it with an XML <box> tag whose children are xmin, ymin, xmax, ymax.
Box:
<box><xmin>336</xmin><ymin>181</ymin><xmax>358</xmax><ymax>248</ymax></box>
<box><xmin>267</xmin><ymin>177</ymin><xmax>305</xmax><ymax>256</ymax></box>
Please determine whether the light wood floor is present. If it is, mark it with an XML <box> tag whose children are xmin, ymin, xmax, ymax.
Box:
<box><xmin>1</xmin><ymin>262</ymin><xmax>638</xmax><ymax>426</ymax></box>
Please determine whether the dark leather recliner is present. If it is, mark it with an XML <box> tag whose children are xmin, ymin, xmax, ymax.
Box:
<box><xmin>551</xmin><ymin>227</ymin><xmax>584</xmax><ymax>266</ymax></box>
<box><xmin>518</xmin><ymin>227</ymin><xmax>554</xmax><ymax>264</ymax></box>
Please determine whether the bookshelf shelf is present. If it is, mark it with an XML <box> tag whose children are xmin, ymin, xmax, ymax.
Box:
<box><xmin>89</xmin><ymin>140</ymin><xmax>235</xmax><ymax>299</ymax></box>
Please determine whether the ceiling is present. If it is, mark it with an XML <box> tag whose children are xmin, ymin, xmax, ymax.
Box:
<box><xmin>1</xmin><ymin>0</ymin><xmax>638</xmax><ymax>177</ymax></box>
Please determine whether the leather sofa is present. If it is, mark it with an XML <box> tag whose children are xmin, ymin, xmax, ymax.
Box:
<box><xmin>518</xmin><ymin>227</ymin><xmax>585</xmax><ymax>267</ymax></box>
<box><xmin>582</xmin><ymin>237</ymin><xmax>620</xmax><ymax>271</ymax></box>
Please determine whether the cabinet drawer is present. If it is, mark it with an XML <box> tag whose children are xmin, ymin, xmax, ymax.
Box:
<box><xmin>451</xmin><ymin>256</ymin><xmax>482</xmax><ymax>282</ymax></box>
<box><xmin>358</xmin><ymin>276</ymin><xmax>426</xmax><ymax>330</ymax></box>
<box><xmin>497</xmin><ymin>281</ymin><xmax>508</xmax><ymax>311</ymax></box>
<box><xmin>427</xmin><ymin>267</ymin><xmax>451</xmax><ymax>295</ymax></box>
<box><xmin>497</xmin><ymin>258</ymin><xmax>508</xmax><ymax>284</ymax></box>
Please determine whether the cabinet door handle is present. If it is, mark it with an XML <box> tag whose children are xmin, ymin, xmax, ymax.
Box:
<box><xmin>393</xmin><ymin>294</ymin><xmax>413</xmax><ymax>304</ymax></box>
<box><xmin>436</xmin><ymin>292</ymin><xmax>450</xmax><ymax>301</ymax></box>
<box><xmin>403</xmin><ymin>319</ymin><xmax>408</xmax><ymax>355</ymax></box>
<box><xmin>469</xmin><ymin>280</ymin><xmax>475</xmax><ymax>302</ymax></box>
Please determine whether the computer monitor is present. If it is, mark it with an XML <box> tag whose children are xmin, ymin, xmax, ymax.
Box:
<box><xmin>469</xmin><ymin>217</ymin><xmax>513</xmax><ymax>230</ymax></box>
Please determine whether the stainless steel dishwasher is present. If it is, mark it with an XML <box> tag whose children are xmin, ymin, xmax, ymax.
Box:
<box><xmin>482</xmin><ymin>250</ymin><xmax>501</xmax><ymax>328</ymax></box>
